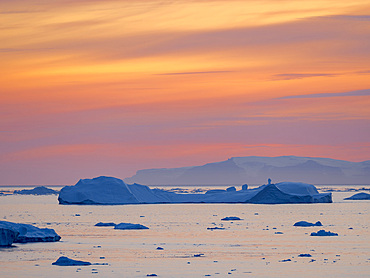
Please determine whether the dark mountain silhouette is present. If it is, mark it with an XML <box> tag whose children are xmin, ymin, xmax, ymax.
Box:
<box><xmin>124</xmin><ymin>156</ymin><xmax>370</xmax><ymax>185</ymax></box>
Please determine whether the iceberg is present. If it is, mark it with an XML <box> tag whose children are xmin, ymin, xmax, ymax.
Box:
<box><xmin>52</xmin><ymin>256</ymin><xmax>91</xmax><ymax>266</ymax></box>
<box><xmin>0</xmin><ymin>228</ymin><xmax>19</xmax><ymax>247</ymax></box>
<box><xmin>294</xmin><ymin>221</ymin><xmax>323</xmax><ymax>227</ymax></box>
<box><xmin>58</xmin><ymin>176</ymin><xmax>332</xmax><ymax>205</ymax></box>
<box><xmin>13</xmin><ymin>186</ymin><xmax>58</xmax><ymax>195</ymax></box>
<box><xmin>344</xmin><ymin>192</ymin><xmax>370</xmax><ymax>200</ymax></box>
<box><xmin>0</xmin><ymin>221</ymin><xmax>61</xmax><ymax>243</ymax></box>
<box><xmin>58</xmin><ymin>176</ymin><xmax>139</xmax><ymax>205</ymax></box>
<box><xmin>221</xmin><ymin>216</ymin><xmax>242</xmax><ymax>221</ymax></box>
<box><xmin>94</xmin><ymin>222</ymin><xmax>116</xmax><ymax>227</ymax></box>
<box><xmin>310</xmin><ymin>230</ymin><xmax>338</xmax><ymax>236</ymax></box>
<box><xmin>114</xmin><ymin>223</ymin><xmax>149</xmax><ymax>230</ymax></box>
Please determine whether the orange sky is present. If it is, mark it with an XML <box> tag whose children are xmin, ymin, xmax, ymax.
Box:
<box><xmin>0</xmin><ymin>0</ymin><xmax>369</xmax><ymax>184</ymax></box>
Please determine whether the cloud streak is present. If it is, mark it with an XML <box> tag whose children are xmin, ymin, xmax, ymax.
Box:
<box><xmin>278</xmin><ymin>89</ymin><xmax>370</xmax><ymax>99</ymax></box>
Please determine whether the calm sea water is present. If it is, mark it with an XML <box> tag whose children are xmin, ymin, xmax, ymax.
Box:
<box><xmin>0</xmin><ymin>186</ymin><xmax>369</xmax><ymax>278</ymax></box>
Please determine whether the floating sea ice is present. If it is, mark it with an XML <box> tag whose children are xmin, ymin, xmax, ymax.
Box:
<box><xmin>294</xmin><ymin>221</ymin><xmax>323</xmax><ymax>227</ymax></box>
<box><xmin>146</xmin><ymin>274</ymin><xmax>157</xmax><ymax>277</ymax></box>
<box><xmin>298</xmin><ymin>254</ymin><xmax>312</xmax><ymax>257</ymax></box>
<box><xmin>194</xmin><ymin>253</ymin><xmax>205</xmax><ymax>257</ymax></box>
<box><xmin>156</xmin><ymin>247</ymin><xmax>164</xmax><ymax>250</ymax></box>
<box><xmin>310</xmin><ymin>230</ymin><xmax>338</xmax><ymax>236</ymax></box>
<box><xmin>344</xmin><ymin>192</ymin><xmax>370</xmax><ymax>200</ymax></box>
<box><xmin>114</xmin><ymin>223</ymin><xmax>149</xmax><ymax>230</ymax></box>
<box><xmin>94</xmin><ymin>222</ymin><xmax>116</xmax><ymax>227</ymax></box>
<box><xmin>0</xmin><ymin>221</ymin><xmax>61</xmax><ymax>243</ymax></box>
<box><xmin>52</xmin><ymin>256</ymin><xmax>91</xmax><ymax>266</ymax></box>
<box><xmin>207</xmin><ymin>227</ymin><xmax>225</xmax><ymax>230</ymax></box>
<box><xmin>221</xmin><ymin>216</ymin><xmax>242</xmax><ymax>221</ymax></box>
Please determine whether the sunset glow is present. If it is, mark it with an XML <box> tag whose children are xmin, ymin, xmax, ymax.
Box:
<box><xmin>1</xmin><ymin>0</ymin><xmax>369</xmax><ymax>184</ymax></box>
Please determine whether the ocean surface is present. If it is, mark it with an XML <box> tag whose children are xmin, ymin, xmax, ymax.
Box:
<box><xmin>0</xmin><ymin>185</ymin><xmax>369</xmax><ymax>277</ymax></box>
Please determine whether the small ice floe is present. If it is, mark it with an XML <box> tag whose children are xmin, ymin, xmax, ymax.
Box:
<box><xmin>156</xmin><ymin>247</ymin><xmax>164</xmax><ymax>250</ymax></box>
<box><xmin>114</xmin><ymin>223</ymin><xmax>149</xmax><ymax>230</ymax></box>
<box><xmin>274</xmin><ymin>232</ymin><xmax>284</xmax><ymax>234</ymax></box>
<box><xmin>146</xmin><ymin>274</ymin><xmax>157</xmax><ymax>276</ymax></box>
<box><xmin>52</xmin><ymin>256</ymin><xmax>91</xmax><ymax>266</ymax></box>
<box><xmin>310</xmin><ymin>230</ymin><xmax>338</xmax><ymax>236</ymax></box>
<box><xmin>207</xmin><ymin>227</ymin><xmax>225</xmax><ymax>230</ymax></box>
<box><xmin>0</xmin><ymin>221</ymin><xmax>61</xmax><ymax>245</ymax></box>
<box><xmin>294</xmin><ymin>221</ymin><xmax>322</xmax><ymax>227</ymax></box>
<box><xmin>221</xmin><ymin>216</ymin><xmax>242</xmax><ymax>221</ymax></box>
<box><xmin>94</xmin><ymin>222</ymin><xmax>116</xmax><ymax>227</ymax></box>
<box><xmin>194</xmin><ymin>253</ymin><xmax>205</xmax><ymax>257</ymax></box>
<box><xmin>344</xmin><ymin>193</ymin><xmax>370</xmax><ymax>200</ymax></box>
<box><xmin>298</xmin><ymin>254</ymin><xmax>312</xmax><ymax>257</ymax></box>
<box><xmin>279</xmin><ymin>259</ymin><xmax>291</xmax><ymax>262</ymax></box>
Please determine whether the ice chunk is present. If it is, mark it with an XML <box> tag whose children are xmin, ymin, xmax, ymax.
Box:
<box><xmin>0</xmin><ymin>221</ymin><xmax>61</xmax><ymax>243</ymax></box>
<box><xmin>52</xmin><ymin>256</ymin><xmax>91</xmax><ymax>266</ymax></box>
<box><xmin>310</xmin><ymin>230</ymin><xmax>338</xmax><ymax>236</ymax></box>
<box><xmin>221</xmin><ymin>216</ymin><xmax>242</xmax><ymax>221</ymax></box>
<box><xmin>207</xmin><ymin>227</ymin><xmax>225</xmax><ymax>230</ymax></box>
<box><xmin>94</xmin><ymin>222</ymin><xmax>116</xmax><ymax>227</ymax></box>
<box><xmin>294</xmin><ymin>221</ymin><xmax>323</xmax><ymax>227</ymax></box>
<box><xmin>226</xmin><ymin>186</ymin><xmax>236</xmax><ymax>192</ymax></box>
<box><xmin>114</xmin><ymin>223</ymin><xmax>149</xmax><ymax>230</ymax></box>
<box><xmin>298</xmin><ymin>254</ymin><xmax>312</xmax><ymax>257</ymax></box>
<box><xmin>344</xmin><ymin>192</ymin><xmax>370</xmax><ymax>200</ymax></box>
<box><xmin>0</xmin><ymin>228</ymin><xmax>19</xmax><ymax>246</ymax></box>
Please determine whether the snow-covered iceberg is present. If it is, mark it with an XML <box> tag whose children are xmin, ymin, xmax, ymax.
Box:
<box><xmin>0</xmin><ymin>221</ymin><xmax>61</xmax><ymax>244</ymax></box>
<box><xmin>14</xmin><ymin>186</ymin><xmax>58</xmax><ymax>195</ymax></box>
<box><xmin>58</xmin><ymin>176</ymin><xmax>332</xmax><ymax>205</ymax></box>
<box><xmin>344</xmin><ymin>192</ymin><xmax>370</xmax><ymax>200</ymax></box>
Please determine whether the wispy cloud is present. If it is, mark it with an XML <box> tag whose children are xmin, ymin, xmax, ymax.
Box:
<box><xmin>278</xmin><ymin>89</ymin><xmax>370</xmax><ymax>99</ymax></box>
<box><xmin>272</xmin><ymin>73</ymin><xmax>336</xmax><ymax>80</ymax></box>
<box><xmin>155</xmin><ymin>70</ymin><xmax>234</xmax><ymax>75</ymax></box>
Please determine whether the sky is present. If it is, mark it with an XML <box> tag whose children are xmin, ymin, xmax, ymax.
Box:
<box><xmin>0</xmin><ymin>0</ymin><xmax>370</xmax><ymax>185</ymax></box>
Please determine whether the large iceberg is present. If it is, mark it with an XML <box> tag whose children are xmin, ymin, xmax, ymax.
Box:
<box><xmin>58</xmin><ymin>176</ymin><xmax>332</xmax><ymax>205</ymax></box>
<box><xmin>0</xmin><ymin>221</ymin><xmax>61</xmax><ymax>244</ymax></box>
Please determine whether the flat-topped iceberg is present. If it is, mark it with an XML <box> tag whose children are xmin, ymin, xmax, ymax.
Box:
<box><xmin>0</xmin><ymin>221</ymin><xmax>61</xmax><ymax>245</ymax></box>
<box><xmin>13</xmin><ymin>186</ymin><xmax>58</xmax><ymax>195</ymax></box>
<box><xmin>114</xmin><ymin>223</ymin><xmax>149</xmax><ymax>230</ymax></box>
<box><xmin>58</xmin><ymin>176</ymin><xmax>332</xmax><ymax>205</ymax></box>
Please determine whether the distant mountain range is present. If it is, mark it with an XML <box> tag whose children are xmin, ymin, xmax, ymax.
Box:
<box><xmin>124</xmin><ymin>156</ymin><xmax>370</xmax><ymax>185</ymax></box>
